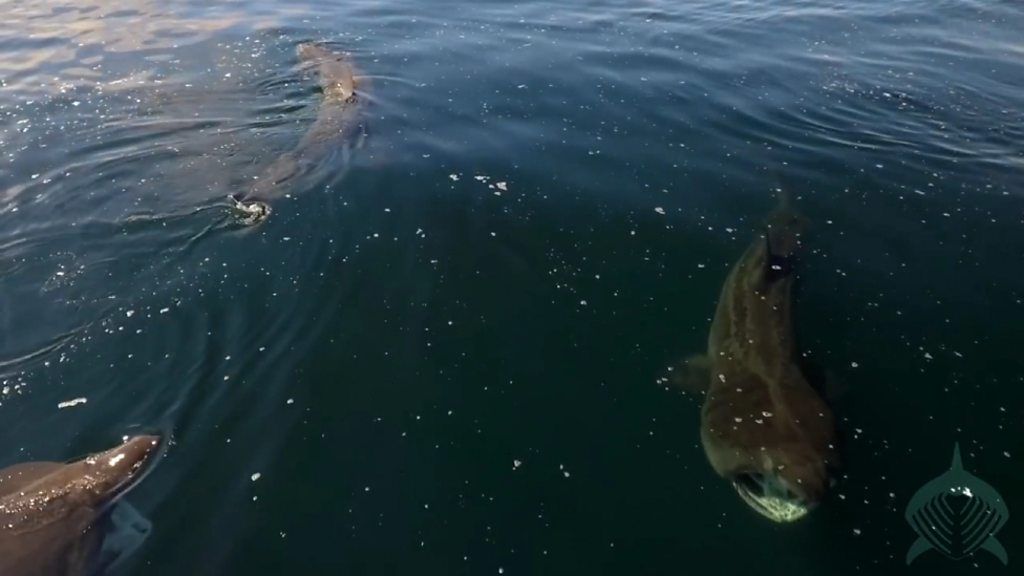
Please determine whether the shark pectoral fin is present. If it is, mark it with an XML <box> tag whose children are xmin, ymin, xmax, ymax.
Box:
<box><xmin>668</xmin><ymin>355</ymin><xmax>712</xmax><ymax>396</ymax></box>
<box><xmin>905</xmin><ymin>536</ymin><xmax>932</xmax><ymax>565</ymax></box>
<box><xmin>800</xmin><ymin>357</ymin><xmax>846</xmax><ymax>403</ymax></box>
<box><xmin>980</xmin><ymin>536</ymin><xmax>1009</xmax><ymax>565</ymax></box>
<box><xmin>821</xmin><ymin>369</ymin><xmax>849</xmax><ymax>404</ymax></box>
<box><xmin>96</xmin><ymin>502</ymin><xmax>153</xmax><ymax>573</ymax></box>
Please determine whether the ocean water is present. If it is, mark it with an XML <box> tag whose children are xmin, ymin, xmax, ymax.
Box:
<box><xmin>1</xmin><ymin>0</ymin><xmax>1021</xmax><ymax>574</ymax></box>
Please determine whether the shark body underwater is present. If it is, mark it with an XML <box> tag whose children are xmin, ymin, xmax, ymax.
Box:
<box><xmin>0</xmin><ymin>435</ymin><xmax>161</xmax><ymax>576</ymax></box>
<box><xmin>675</xmin><ymin>194</ymin><xmax>838</xmax><ymax>522</ymax></box>
<box><xmin>232</xmin><ymin>42</ymin><xmax>366</xmax><ymax>224</ymax></box>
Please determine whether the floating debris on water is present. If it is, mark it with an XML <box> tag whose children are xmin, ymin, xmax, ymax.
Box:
<box><xmin>57</xmin><ymin>397</ymin><xmax>88</xmax><ymax>409</ymax></box>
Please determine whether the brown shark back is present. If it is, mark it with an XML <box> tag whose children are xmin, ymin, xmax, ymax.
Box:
<box><xmin>238</xmin><ymin>43</ymin><xmax>363</xmax><ymax>205</ymax></box>
<box><xmin>0</xmin><ymin>462</ymin><xmax>64</xmax><ymax>498</ymax></box>
<box><xmin>0</xmin><ymin>436</ymin><xmax>159</xmax><ymax>576</ymax></box>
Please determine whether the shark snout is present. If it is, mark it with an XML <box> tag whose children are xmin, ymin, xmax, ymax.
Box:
<box><xmin>80</xmin><ymin>435</ymin><xmax>161</xmax><ymax>502</ymax></box>
<box><xmin>296</xmin><ymin>41</ymin><xmax>329</xmax><ymax>62</ymax></box>
<box><xmin>296</xmin><ymin>41</ymin><xmax>356</xmax><ymax>100</ymax></box>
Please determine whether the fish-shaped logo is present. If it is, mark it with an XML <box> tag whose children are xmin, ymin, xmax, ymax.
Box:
<box><xmin>905</xmin><ymin>443</ymin><xmax>1009</xmax><ymax>565</ymax></box>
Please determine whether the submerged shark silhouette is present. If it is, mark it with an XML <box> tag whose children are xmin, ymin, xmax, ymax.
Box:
<box><xmin>0</xmin><ymin>435</ymin><xmax>161</xmax><ymax>576</ymax></box>
<box><xmin>232</xmin><ymin>42</ymin><xmax>367</xmax><ymax>224</ymax></box>
<box><xmin>673</xmin><ymin>193</ymin><xmax>838</xmax><ymax>522</ymax></box>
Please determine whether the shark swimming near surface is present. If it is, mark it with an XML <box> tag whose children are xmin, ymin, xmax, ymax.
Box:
<box><xmin>673</xmin><ymin>192</ymin><xmax>838</xmax><ymax>522</ymax></box>
<box><xmin>231</xmin><ymin>42</ymin><xmax>367</xmax><ymax>225</ymax></box>
<box><xmin>0</xmin><ymin>435</ymin><xmax>161</xmax><ymax>575</ymax></box>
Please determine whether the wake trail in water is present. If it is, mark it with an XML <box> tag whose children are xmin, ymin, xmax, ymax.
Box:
<box><xmin>0</xmin><ymin>328</ymin><xmax>83</xmax><ymax>373</ymax></box>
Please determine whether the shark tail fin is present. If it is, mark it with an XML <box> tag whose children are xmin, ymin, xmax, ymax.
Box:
<box><xmin>767</xmin><ymin>168</ymin><xmax>793</xmax><ymax>209</ymax></box>
<box><xmin>762</xmin><ymin>170</ymin><xmax>808</xmax><ymax>264</ymax></box>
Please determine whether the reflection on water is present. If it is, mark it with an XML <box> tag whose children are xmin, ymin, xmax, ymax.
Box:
<box><xmin>1</xmin><ymin>0</ymin><xmax>1022</xmax><ymax>574</ymax></box>
<box><xmin>1</xmin><ymin>0</ymin><xmax>314</xmax><ymax>95</ymax></box>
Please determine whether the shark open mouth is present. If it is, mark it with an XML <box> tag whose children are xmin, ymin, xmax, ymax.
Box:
<box><xmin>732</xmin><ymin>472</ymin><xmax>811</xmax><ymax>523</ymax></box>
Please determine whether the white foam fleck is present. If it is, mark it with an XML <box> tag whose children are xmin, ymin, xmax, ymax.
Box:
<box><xmin>57</xmin><ymin>397</ymin><xmax>87</xmax><ymax>409</ymax></box>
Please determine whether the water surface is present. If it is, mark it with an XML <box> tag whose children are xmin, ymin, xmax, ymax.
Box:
<box><xmin>1</xmin><ymin>1</ymin><xmax>1022</xmax><ymax>574</ymax></box>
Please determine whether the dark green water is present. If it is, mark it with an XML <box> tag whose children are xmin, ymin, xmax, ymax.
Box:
<box><xmin>1</xmin><ymin>0</ymin><xmax>1022</xmax><ymax>574</ymax></box>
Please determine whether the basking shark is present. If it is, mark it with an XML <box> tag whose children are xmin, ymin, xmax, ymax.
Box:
<box><xmin>675</xmin><ymin>194</ymin><xmax>837</xmax><ymax>522</ymax></box>
<box><xmin>0</xmin><ymin>435</ymin><xmax>161</xmax><ymax>575</ymax></box>
<box><xmin>232</xmin><ymin>42</ymin><xmax>366</xmax><ymax>224</ymax></box>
